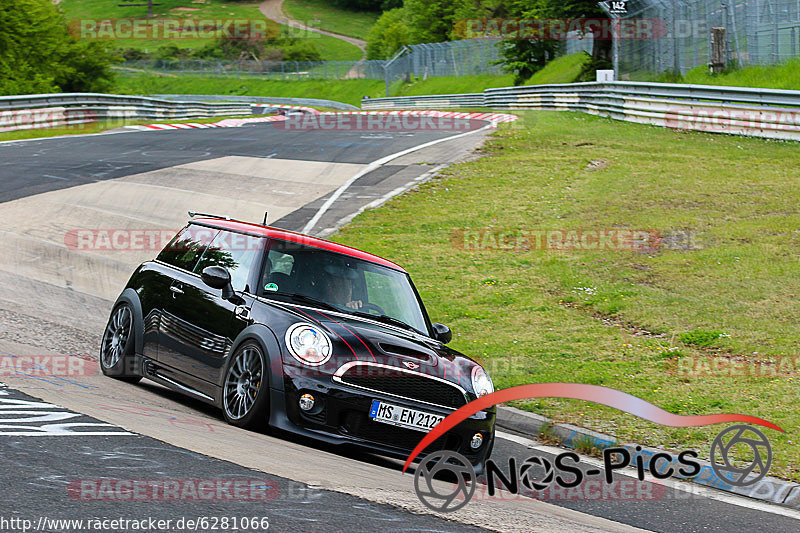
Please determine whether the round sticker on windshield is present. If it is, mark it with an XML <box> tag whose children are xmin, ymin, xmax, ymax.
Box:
<box><xmin>264</xmin><ymin>283</ymin><xmax>278</xmax><ymax>292</ymax></box>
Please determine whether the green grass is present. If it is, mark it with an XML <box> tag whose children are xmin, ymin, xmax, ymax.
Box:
<box><xmin>527</xmin><ymin>53</ymin><xmax>590</xmax><ymax>85</ymax></box>
<box><xmin>330</xmin><ymin>111</ymin><xmax>800</xmax><ymax>481</ymax></box>
<box><xmin>296</xmin><ymin>31</ymin><xmax>361</xmax><ymax>60</ymax></box>
<box><xmin>283</xmin><ymin>0</ymin><xmax>378</xmax><ymax>40</ymax></box>
<box><xmin>682</xmin><ymin>58</ymin><xmax>800</xmax><ymax>90</ymax></box>
<box><xmin>61</xmin><ymin>0</ymin><xmax>263</xmax><ymax>50</ymax></box>
<box><xmin>112</xmin><ymin>73</ymin><xmax>521</xmax><ymax>106</ymax></box>
<box><xmin>390</xmin><ymin>74</ymin><xmax>515</xmax><ymax>97</ymax></box>
<box><xmin>114</xmin><ymin>75</ymin><xmax>384</xmax><ymax>106</ymax></box>
<box><xmin>0</xmin><ymin>115</ymin><xmax>258</xmax><ymax>142</ymax></box>
<box><xmin>59</xmin><ymin>0</ymin><xmax>361</xmax><ymax>60</ymax></box>
<box><xmin>383</xmin><ymin>53</ymin><xmax>587</xmax><ymax>97</ymax></box>
<box><xmin>629</xmin><ymin>57</ymin><xmax>800</xmax><ymax>90</ymax></box>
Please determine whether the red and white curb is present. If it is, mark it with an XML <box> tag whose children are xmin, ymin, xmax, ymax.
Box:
<box><xmin>126</xmin><ymin>115</ymin><xmax>288</xmax><ymax>131</ymax></box>
<box><xmin>333</xmin><ymin>110</ymin><xmax>518</xmax><ymax>125</ymax></box>
<box><xmin>251</xmin><ymin>103</ymin><xmax>319</xmax><ymax>114</ymax></box>
<box><xmin>125</xmin><ymin>109</ymin><xmax>519</xmax><ymax>131</ymax></box>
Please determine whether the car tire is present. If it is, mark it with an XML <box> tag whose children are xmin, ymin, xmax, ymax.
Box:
<box><xmin>99</xmin><ymin>302</ymin><xmax>141</xmax><ymax>384</ymax></box>
<box><xmin>222</xmin><ymin>341</ymin><xmax>269</xmax><ymax>429</ymax></box>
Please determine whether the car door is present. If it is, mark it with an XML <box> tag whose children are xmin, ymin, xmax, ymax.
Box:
<box><xmin>150</xmin><ymin>225</ymin><xmax>219</xmax><ymax>361</ymax></box>
<box><xmin>158</xmin><ymin>228</ymin><xmax>263</xmax><ymax>384</ymax></box>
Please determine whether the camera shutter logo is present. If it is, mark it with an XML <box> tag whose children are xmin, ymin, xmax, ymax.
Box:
<box><xmin>520</xmin><ymin>456</ymin><xmax>555</xmax><ymax>491</ymax></box>
<box><xmin>413</xmin><ymin>451</ymin><xmax>476</xmax><ymax>512</ymax></box>
<box><xmin>710</xmin><ymin>425</ymin><xmax>772</xmax><ymax>487</ymax></box>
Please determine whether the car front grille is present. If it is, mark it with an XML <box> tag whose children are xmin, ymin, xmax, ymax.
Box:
<box><xmin>333</xmin><ymin>362</ymin><xmax>468</xmax><ymax>409</ymax></box>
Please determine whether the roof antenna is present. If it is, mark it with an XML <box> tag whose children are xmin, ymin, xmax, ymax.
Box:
<box><xmin>262</xmin><ymin>211</ymin><xmax>269</xmax><ymax>225</ymax></box>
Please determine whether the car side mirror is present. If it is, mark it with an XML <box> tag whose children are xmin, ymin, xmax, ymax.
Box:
<box><xmin>201</xmin><ymin>265</ymin><xmax>236</xmax><ymax>300</ymax></box>
<box><xmin>432</xmin><ymin>323</ymin><xmax>452</xmax><ymax>344</ymax></box>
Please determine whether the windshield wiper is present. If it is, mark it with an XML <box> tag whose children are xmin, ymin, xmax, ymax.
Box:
<box><xmin>351</xmin><ymin>311</ymin><xmax>421</xmax><ymax>334</ymax></box>
<box><xmin>274</xmin><ymin>292</ymin><xmax>342</xmax><ymax>312</ymax></box>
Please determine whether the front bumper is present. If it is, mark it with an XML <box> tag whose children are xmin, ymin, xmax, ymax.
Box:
<box><xmin>268</xmin><ymin>374</ymin><xmax>495</xmax><ymax>470</ymax></box>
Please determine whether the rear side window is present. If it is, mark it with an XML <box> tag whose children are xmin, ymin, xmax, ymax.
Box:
<box><xmin>193</xmin><ymin>230</ymin><xmax>264</xmax><ymax>293</ymax></box>
<box><xmin>157</xmin><ymin>226</ymin><xmax>218</xmax><ymax>272</ymax></box>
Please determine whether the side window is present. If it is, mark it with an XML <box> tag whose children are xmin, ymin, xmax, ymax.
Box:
<box><xmin>260</xmin><ymin>246</ymin><xmax>297</xmax><ymax>295</ymax></box>
<box><xmin>269</xmin><ymin>250</ymin><xmax>295</xmax><ymax>276</ymax></box>
<box><xmin>157</xmin><ymin>226</ymin><xmax>218</xmax><ymax>272</ymax></box>
<box><xmin>193</xmin><ymin>230</ymin><xmax>263</xmax><ymax>292</ymax></box>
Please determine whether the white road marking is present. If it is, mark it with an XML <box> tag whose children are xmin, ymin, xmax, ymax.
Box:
<box><xmin>318</xmin><ymin>164</ymin><xmax>447</xmax><ymax>238</ymax></box>
<box><xmin>301</xmin><ymin>125</ymin><xmax>492</xmax><ymax>234</ymax></box>
<box><xmin>0</xmin><ymin>130</ymin><xmax>136</xmax><ymax>146</ymax></box>
<box><xmin>496</xmin><ymin>430</ymin><xmax>800</xmax><ymax>520</ymax></box>
<box><xmin>0</xmin><ymin>394</ymin><xmax>133</xmax><ymax>436</ymax></box>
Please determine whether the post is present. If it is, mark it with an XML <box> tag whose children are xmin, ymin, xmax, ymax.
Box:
<box><xmin>612</xmin><ymin>15</ymin><xmax>620</xmax><ymax>80</ymax></box>
<box><xmin>710</xmin><ymin>27</ymin><xmax>727</xmax><ymax>74</ymax></box>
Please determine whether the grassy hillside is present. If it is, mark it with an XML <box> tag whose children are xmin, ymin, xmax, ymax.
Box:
<box><xmin>527</xmin><ymin>53</ymin><xmax>590</xmax><ymax>85</ymax></box>
<box><xmin>59</xmin><ymin>0</ymin><xmax>362</xmax><ymax>60</ymax></box>
<box><xmin>682</xmin><ymin>58</ymin><xmax>800</xmax><ymax>89</ymax></box>
<box><xmin>283</xmin><ymin>0</ymin><xmax>378</xmax><ymax>40</ymax></box>
<box><xmin>113</xmin><ymin>72</ymin><xmax>528</xmax><ymax>105</ymax></box>
<box><xmin>628</xmin><ymin>57</ymin><xmax>800</xmax><ymax>90</ymax></box>
<box><xmin>332</xmin><ymin>111</ymin><xmax>800</xmax><ymax>481</ymax></box>
<box><xmin>111</xmin><ymin>52</ymin><xmax>596</xmax><ymax>105</ymax></box>
<box><xmin>114</xmin><ymin>75</ymin><xmax>384</xmax><ymax>106</ymax></box>
<box><xmin>390</xmin><ymin>74</ymin><xmax>515</xmax><ymax>96</ymax></box>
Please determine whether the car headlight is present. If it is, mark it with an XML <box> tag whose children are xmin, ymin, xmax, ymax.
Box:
<box><xmin>471</xmin><ymin>365</ymin><xmax>494</xmax><ymax>397</ymax></box>
<box><xmin>285</xmin><ymin>323</ymin><xmax>332</xmax><ymax>366</ymax></box>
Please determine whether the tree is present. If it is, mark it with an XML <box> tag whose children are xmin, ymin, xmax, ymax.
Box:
<box><xmin>403</xmin><ymin>0</ymin><xmax>466</xmax><ymax>43</ymax></box>
<box><xmin>492</xmin><ymin>0</ymin><xmax>611</xmax><ymax>84</ymax></box>
<box><xmin>0</xmin><ymin>0</ymin><xmax>118</xmax><ymax>95</ymax></box>
<box><xmin>499</xmin><ymin>39</ymin><xmax>560</xmax><ymax>85</ymax></box>
<box><xmin>365</xmin><ymin>8</ymin><xmax>411</xmax><ymax>59</ymax></box>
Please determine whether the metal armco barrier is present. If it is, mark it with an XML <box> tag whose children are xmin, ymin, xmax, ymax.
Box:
<box><xmin>362</xmin><ymin>93</ymin><xmax>486</xmax><ymax>110</ymax></box>
<box><xmin>362</xmin><ymin>82</ymin><xmax>800</xmax><ymax>141</ymax></box>
<box><xmin>0</xmin><ymin>93</ymin><xmax>251</xmax><ymax>133</ymax></box>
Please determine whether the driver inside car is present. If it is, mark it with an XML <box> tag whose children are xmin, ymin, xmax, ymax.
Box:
<box><xmin>321</xmin><ymin>261</ymin><xmax>363</xmax><ymax>310</ymax></box>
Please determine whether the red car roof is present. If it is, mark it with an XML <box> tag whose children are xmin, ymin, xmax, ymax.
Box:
<box><xmin>190</xmin><ymin>217</ymin><xmax>406</xmax><ymax>272</ymax></box>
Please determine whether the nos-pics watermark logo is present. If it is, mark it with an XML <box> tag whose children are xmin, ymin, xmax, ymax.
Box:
<box><xmin>405</xmin><ymin>383</ymin><xmax>780</xmax><ymax>513</ymax></box>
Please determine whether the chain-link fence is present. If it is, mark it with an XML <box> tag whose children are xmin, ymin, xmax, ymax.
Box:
<box><xmin>117</xmin><ymin>59</ymin><xmax>386</xmax><ymax>79</ymax></box>
<box><xmin>610</xmin><ymin>0</ymin><xmax>800</xmax><ymax>77</ymax></box>
<box><xmin>118</xmin><ymin>39</ymin><xmax>505</xmax><ymax>93</ymax></box>
<box><xmin>380</xmin><ymin>40</ymin><xmax>504</xmax><ymax>95</ymax></box>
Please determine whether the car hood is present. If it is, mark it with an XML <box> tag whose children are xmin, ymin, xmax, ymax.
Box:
<box><xmin>285</xmin><ymin>306</ymin><xmax>481</xmax><ymax>391</ymax></box>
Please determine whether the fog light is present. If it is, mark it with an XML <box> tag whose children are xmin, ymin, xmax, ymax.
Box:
<box><xmin>470</xmin><ymin>433</ymin><xmax>484</xmax><ymax>449</ymax></box>
<box><xmin>299</xmin><ymin>393</ymin><xmax>315</xmax><ymax>411</ymax></box>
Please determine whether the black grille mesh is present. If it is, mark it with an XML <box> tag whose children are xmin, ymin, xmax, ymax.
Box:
<box><xmin>338</xmin><ymin>365</ymin><xmax>467</xmax><ymax>408</ymax></box>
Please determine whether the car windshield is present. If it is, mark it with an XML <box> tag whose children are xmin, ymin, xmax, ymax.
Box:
<box><xmin>260</xmin><ymin>239</ymin><xmax>429</xmax><ymax>334</ymax></box>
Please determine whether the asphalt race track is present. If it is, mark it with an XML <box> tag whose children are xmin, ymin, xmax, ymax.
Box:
<box><xmin>1</xmin><ymin>121</ymin><xmax>799</xmax><ymax>532</ymax></box>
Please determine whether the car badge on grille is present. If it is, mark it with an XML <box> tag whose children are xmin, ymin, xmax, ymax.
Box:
<box><xmin>403</xmin><ymin>361</ymin><xmax>420</xmax><ymax>369</ymax></box>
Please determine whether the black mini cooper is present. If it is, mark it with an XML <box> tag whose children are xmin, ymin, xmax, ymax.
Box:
<box><xmin>100</xmin><ymin>214</ymin><xmax>495</xmax><ymax>469</ymax></box>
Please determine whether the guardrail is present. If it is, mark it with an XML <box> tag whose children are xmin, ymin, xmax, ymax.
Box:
<box><xmin>0</xmin><ymin>93</ymin><xmax>252</xmax><ymax>133</ymax></box>
<box><xmin>362</xmin><ymin>93</ymin><xmax>486</xmax><ymax>109</ymax></box>
<box><xmin>362</xmin><ymin>82</ymin><xmax>800</xmax><ymax>141</ymax></box>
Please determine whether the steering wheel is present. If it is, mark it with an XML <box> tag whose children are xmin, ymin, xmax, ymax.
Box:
<box><xmin>360</xmin><ymin>302</ymin><xmax>386</xmax><ymax>316</ymax></box>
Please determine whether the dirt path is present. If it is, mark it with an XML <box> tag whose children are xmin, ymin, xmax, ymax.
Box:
<box><xmin>259</xmin><ymin>0</ymin><xmax>367</xmax><ymax>61</ymax></box>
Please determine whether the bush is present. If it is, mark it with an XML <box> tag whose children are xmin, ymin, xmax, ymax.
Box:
<box><xmin>189</xmin><ymin>35</ymin><xmax>321</xmax><ymax>62</ymax></box>
<box><xmin>499</xmin><ymin>39</ymin><xmax>562</xmax><ymax>85</ymax></box>
<box><xmin>0</xmin><ymin>0</ymin><xmax>118</xmax><ymax>95</ymax></box>
<box><xmin>120</xmin><ymin>48</ymin><xmax>148</xmax><ymax>61</ymax></box>
<box><xmin>575</xmin><ymin>52</ymin><xmax>612</xmax><ymax>82</ymax></box>
<box><xmin>366</xmin><ymin>8</ymin><xmax>411</xmax><ymax>60</ymax></box>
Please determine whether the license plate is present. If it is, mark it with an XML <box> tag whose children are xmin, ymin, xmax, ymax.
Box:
<box><xmin>369</xmin><ymin>400</ymin><xmax>444</xmax><ymax>432</ymax></box>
